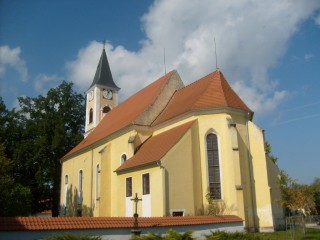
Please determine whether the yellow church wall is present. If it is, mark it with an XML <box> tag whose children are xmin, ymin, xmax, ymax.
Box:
<box><xmin>247</xmin><ymin>121</ymin><xmax>274</xmax><ymax>231</ymax></box>
<box><xmin>98</xmin><ymin>143</ymin><xmax>111</xmax><ymax>216</ymax></box>
<box><xmin>161</xmin><ymin>126</ymin><xmax>198</xmax><ymax>216</ymax></box>
<box><xmin>197</xmin><ymin>113</ymin><xmax>240</xmax><ymax>215</ymax></box>
<box><xmin>107</xmin><ymin>130</ymin><xmax>139</xmax><ymax>216</ymax></box>
<box><xmin>152</xmin><ymin>111</ymin><xmax>251</xmax><ymax>219</ymax></box>
<box><xmin>154</xmin><ymin>112</ymin><xmax>248</xmax><ymax>217</ymax></box>
<box><xmin>61</xmin><ymin>127</ymin><xmax>139</xmax><ymax>217</ymax></box>
<box><xmin>115</xmin><ymin>166</ymin><xmax>164</xmax><ymax>217</ymax></box>
<box><xmin>232</xmin><ymin>115</ymin><xmax>257</xmax><ymax>231</ymax></box>
<box><xmin>61</xmin><ymin>149</ymin><xmax>99</xmax><ymax>214</ymax></box>
<box><xmin>62</xmin><ymin>107</ymin><xmax>280</xmax><ymax>230</ymax></box>
<box><xmin>266</xmin><ymin>156</ymin><xmax>285</xmax><ymax>229</ymax></box>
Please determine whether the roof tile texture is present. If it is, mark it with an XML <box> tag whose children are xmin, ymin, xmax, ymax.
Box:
<box><xmin>64</xmin><ymin>70</ymin><xmax>177</xmax><ymax>158</ymax></box>
<box><xmin>116</xmin><ymin>120</ymin><xmax>196</xmax><ymax>172</ymax></box>
<box><xmin>0</xmin><ymin>215</ymin><xmax>243</xmax><ymax>231</ymax></box>
<box><xmin>153</xmin><ymin>70</ymin><xmax>252</xmax><ymax>126</ymax></box>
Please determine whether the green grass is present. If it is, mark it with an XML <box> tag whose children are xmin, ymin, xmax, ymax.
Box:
<box><xmin>206</xmin><ymin>228</ymin><xmax>320</xmax><ymax>240</ymax></box>
<box><xmin>251</xmin><ymin>228</ymin><xmax>320</xmax><ymax>240</ymax></box>
<box><xmin>43</xmin><ymin>228</ymin><xmax>320</xmax><ymax>240</ymax></box>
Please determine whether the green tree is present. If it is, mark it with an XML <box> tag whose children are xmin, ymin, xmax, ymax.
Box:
<box><xmin>279</xmin><ymin>170</ymin><xmax>316</xmax><ymax>215</ymax></box>
<box><xmin>0</xmin><ymin>142</ymin><xmax>32</xmax><ymax>216</ymax></box>
<box><xmin>0</xmin><ymin>97</ymin><xmax>23</xmax><ymax>158</ymax></box>
<box><xmin>311</xmin><ymin>178</ymin><xmax>320</xmax><ymax>214</ymax></box>
<box><xmin>265</xmin><ymin>141</ymin><xmax>278</xmax><ymax>164</ymax></box>
<box><xmin>14</xmin><ymin>81</ymin><xmax>85</xmax><ymax>216</ymax></box>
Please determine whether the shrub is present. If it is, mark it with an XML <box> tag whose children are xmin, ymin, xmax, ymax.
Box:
<box><xmin>44</xmin><ymin>233</ymin><xmax>101</xmax><ymax>240</ymax></box>
<box><xmin>205</xmin><ymin>231</ymin><xmax>263</xmax><ymax>240</ymax></box>
<box><xmin>131</xmin><ymin>229</ymin><xmax>194</xmax><ymax>240</ymax></box>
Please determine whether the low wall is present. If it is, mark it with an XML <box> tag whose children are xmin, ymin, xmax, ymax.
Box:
<box><xmin>0</xmin><ymin>215</ymin><xmax>244</xmax><ymax>240</ymax></box>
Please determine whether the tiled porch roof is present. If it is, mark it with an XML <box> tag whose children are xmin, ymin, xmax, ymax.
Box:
<box><xmin>0</xmin><ymin>215</ymin><xmax>243</xmax><ymax>231</ymax></box>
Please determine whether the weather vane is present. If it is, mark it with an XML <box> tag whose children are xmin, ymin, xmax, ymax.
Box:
<box><xmin>214</xmin><ymin>37</ymin><xmax>219</xmax><ymax>70</ymax></box>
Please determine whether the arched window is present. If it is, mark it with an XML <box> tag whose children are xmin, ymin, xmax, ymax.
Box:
<box><xmin>121</xmin><ymin>154</ymin><xmax>127</xmax><ymax>164</ymax></box>
<box><xmin>103</xmin><ymin>106</ymin><xmax>111</xmax><ymax>114</ymax></box>
<box><xmin>89</xmin><ymin>108</ymin><xmax>93</xmax><ymax>123</ymax></box>
<box><xmin>207</xmin><ymin>133</ymin><xmax>221</xmax><ymax>199</ymax></box>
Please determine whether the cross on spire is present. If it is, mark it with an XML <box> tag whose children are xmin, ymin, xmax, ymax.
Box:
<box><xmin>103</xmin><ymin>40</ymin><xmax>106</xmax><ymax>50</ymax></box>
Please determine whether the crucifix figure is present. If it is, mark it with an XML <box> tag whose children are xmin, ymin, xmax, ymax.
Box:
<box><xmin>131</xmin><ymin>192</ymin><xmax>142</xmax><ymax>217</ymax></box>
<box><xmin>130</xmin><ymin>193</ymin><xmax>142</xmax><ymax>236</ymax></box>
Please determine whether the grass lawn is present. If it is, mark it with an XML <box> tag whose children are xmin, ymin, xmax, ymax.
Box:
<box><xmin>252</xmin><ymin>228</ymin><xmax>320</xmax><ymax>240</ymax></box>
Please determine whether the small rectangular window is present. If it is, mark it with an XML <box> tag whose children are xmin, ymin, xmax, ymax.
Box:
<box><xmin>172</xmin><ymin>211</ymin><xmax>184</xmax><ymax>216</ymax></box>
<box><xmin>126</xmin><ymin>177</ymin><xmax>132</xmax><ymax>197</ymax></box>
<box><xmin>143</xmin><ymin>173</ymin><xmax>150</xmax><ymax>195</ymax></box>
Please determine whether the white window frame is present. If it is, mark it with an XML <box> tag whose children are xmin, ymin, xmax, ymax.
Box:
<box><xmin>142</xmin><ymin>173</ymin><xmax>150</xmax><ymax>195</ymax></box>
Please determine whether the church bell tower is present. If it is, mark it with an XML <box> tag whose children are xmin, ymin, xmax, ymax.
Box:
<box><xmin>84</xmin><ymin>46</ymin><xmax>120</xmax><ymax>138</ymax></box>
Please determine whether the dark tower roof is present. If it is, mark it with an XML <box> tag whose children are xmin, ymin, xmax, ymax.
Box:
<box><xmin>89</xmin><ymin>48</ymin><xmax>120</xmax><ymax>90</ymax></box>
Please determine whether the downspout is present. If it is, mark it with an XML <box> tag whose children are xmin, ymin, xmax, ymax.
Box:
<box><xmin>162</xmin><ymin>163</ymin><xmax>166</xmax><ymax>216</ymax></box>
<box><xmin>245</xmin><ymin>112</ymin><xmax>257</xmax><ymax>231</ymax></box>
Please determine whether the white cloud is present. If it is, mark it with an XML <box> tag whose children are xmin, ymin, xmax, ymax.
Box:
<box><xmin>0</xmin><ymin>45</ymin><xmax>28</xmax><ymax>82</ymax></box>
<box><xmin>34</xmin><ymin>74</ymin><xmax>64</xmax><ymax>93</ymax></box>
<box><xmin>66</xmin><ymin>0</ymin><xmax>320</xmax><ymax>114</ymax></box>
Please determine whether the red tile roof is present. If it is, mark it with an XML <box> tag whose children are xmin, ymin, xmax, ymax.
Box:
<box><xmin>152</xmin><ymin>70</ymin><xmax>252</xmax><ymax>126</ymax></box>
<box><xmin>116</xmin><ymin>120</ymin><xmax>196</xmax><ymax>172</ymax></box>
<box><xmin>63</xmin><ymin>70</ymin><xmax>177</xmax><ymax>159</ymax></box>
<box><xmin>0</xmin><ymin>215</ymin><xmax>243</xmax><ymax>231</ymax></box>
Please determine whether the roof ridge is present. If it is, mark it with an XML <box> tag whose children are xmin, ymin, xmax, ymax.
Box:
<box><xmin>124</xmin><ymin>70</ymin><xmax>176</xmax><ymax>109</ymax></box>
<box><xmin>133</xmin><ymin>70</ymin><xmax>176</xmax><ymax>125</ymax></box>
<box><xmin>217</xmin><ymin>71</ymin><xmax>252</xmax><ymax>112</ymax></box>
<box><xmin>151</xmin><ymin>71</ymin><xmax>214</xmax><ymax>126</ymax></box>
<box><xmin>179</xmin><ymin>70</ymin><xmax>217</xmax><ymax>90</ymax></box>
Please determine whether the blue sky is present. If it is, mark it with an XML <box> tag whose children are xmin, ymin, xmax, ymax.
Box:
<box><xmin>0</xmin><ymin>0</ymin><xmax>320</xmax><ymax>184</ymax></box>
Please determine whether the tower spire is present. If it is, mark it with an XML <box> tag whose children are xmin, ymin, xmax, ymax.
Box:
<box><xmin>88</xmin><ymin>46</ymin><xmax>120</xmax><ymax>90</ymax></box>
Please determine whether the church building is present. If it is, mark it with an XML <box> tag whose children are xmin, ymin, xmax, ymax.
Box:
<box><xmin>60</xmin><ymin>48</ymin><xmax>284</xmax><ymax>232</ymax></box>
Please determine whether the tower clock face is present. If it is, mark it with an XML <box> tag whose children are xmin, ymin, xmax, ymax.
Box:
<box><xmin>103</xmin><ymin>89</ymin><xmax>113</xmax><ymax>99</ymax></box>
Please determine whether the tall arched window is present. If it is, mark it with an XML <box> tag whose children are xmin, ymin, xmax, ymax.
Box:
<box><xmin>89</xmin><ymin>108</ymin><xmax>93</xmax><ymax>123</ymax></box>
<box><xmin>207</xmin><ymin>133</ymin><xmax>221</xmax><ymax>199</ymax></box>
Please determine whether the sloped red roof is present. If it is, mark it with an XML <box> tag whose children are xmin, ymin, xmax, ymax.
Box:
<box><xmin>116</xmin><ymin>120</ymin><xmax>196</xmax><ymax>172</ymax></box>
<box><xmin>153</xmin><ymin>70</ymin><xmax>252</xmax><ymax>126</ymax></box>
<box><xmin>0</xmin><ymin>215</ymin><xmax>243</xmax><ymax>231</ymax></box>
<box><xmin>64</xmin><ymin>70</ymin><xmax>177</xmax><ymax>159</ymax></box>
